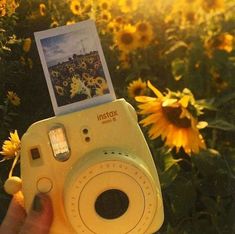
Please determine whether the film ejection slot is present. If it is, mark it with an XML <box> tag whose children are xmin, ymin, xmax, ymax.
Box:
<box><xmin>48</xmin><ymin>125</ymin><xmax>70</xmax><ymax>161</ymax></box>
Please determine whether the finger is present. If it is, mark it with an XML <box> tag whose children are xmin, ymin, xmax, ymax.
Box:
<box><xmin>0</xmin><ymin>191</ymin><xmax>26</xmax><ymax>234</ymax></box>
<box><xmin>19</xmin><ymin>193</ymin><xmax>53</xmax><ymax>234</ymax></box>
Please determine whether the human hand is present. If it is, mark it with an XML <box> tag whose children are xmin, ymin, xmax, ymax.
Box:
<box><xmin>0</xmin><ymin>192</ymin><xmax>53</xmax><ymax>234</ymax></box>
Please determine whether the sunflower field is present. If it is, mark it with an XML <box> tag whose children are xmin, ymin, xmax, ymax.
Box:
<box><xmin>0</xmin><ymin>0</ymin><xmax>235</xmax><ymax>233</ymax></box>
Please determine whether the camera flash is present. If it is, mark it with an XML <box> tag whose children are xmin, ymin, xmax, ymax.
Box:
<box><xmin>48</xmin><ymin>125</ymin><xmax>70</xmax><ymax>161</ymax></box>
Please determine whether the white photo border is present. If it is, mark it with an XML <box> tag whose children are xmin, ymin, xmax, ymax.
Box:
<box><xmin>34</xmin><ymin>19</ymin><xmax>116</xmax><ymax>115</ymax></box>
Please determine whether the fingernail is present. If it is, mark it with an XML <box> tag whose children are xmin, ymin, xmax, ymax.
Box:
<box><xmin>32</xmin><ymin>194</ymin><xmax>43</xmax><ymax>212</ymax></box>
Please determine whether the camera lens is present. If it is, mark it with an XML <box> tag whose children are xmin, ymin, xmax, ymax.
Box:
<box><xmin>95</xmin><ymin>189</ymin><xmax>129</xmax><ymax>219</ymax></box>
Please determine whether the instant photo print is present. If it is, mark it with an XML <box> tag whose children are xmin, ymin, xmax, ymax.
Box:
<box><xmin>34</xmin><ymin>20</ymin><xmax>116</xmax><ymax>115</ymax></box>
<box><xmin>20</xmin><ymin>20</ymin><xmax>164</xmax><ymax>234</ymax></box>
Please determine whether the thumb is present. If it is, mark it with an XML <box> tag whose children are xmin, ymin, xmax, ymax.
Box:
<box><xmin>19</xmin><ymin>194</ymin><xmax>53</xmax><ymax>234</ymax></box>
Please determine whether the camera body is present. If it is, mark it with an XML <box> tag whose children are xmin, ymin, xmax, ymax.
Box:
<box><xmin>21</xmin><ymin>99</ymin><xmax>164</xmax><ymax>234</ymax></box>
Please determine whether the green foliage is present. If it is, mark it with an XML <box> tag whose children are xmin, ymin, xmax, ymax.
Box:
<box><xmin>0</xmin><ymin>0</ymin><xmax>235</xmax><ymax>233</ymax></box>
<box><xmin>153</xmin><ymin>147</ymin><xmax>235</xmax><ymax>234</ymax></box>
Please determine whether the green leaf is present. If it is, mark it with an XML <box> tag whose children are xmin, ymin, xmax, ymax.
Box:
<box><xmin>168</xmin><ymin>178</ymin><xmax>197</xmax><ymax>218</ymax></box>
<box><xmin>163</xmin><ymin>153</ymin><xmax>182</xmax><ymax>171</ymax></box>
<box><xmin>196</xmin><ymin>98</ymin><xmax>217</xmax><ymax>111</ymax></box>
<box><xmin>201</xmin><ymin>196</ymin><xmax>218</xmax><ymax>214</ymax></box>
<box><xmin>160</xmin><ymin>164</ymin><xmax>180</xmax><ymax>189</ymax></box>
<box><xmin>165</xmin><ymin>224</ymin><xmax>175</xmax><ymax>234</ymax></box>
<box><xmin>193</xmin><ymin>150</ymin><xmax>233</xmax><ymax>197</ymax></box>
<box><xmin>157</xmin><ymin>152</ymin><xmax>182</xmax><ymax>188</ymax></box>
<box><xmin>207</xmin><ymin>119</ymin><xmax>235</xmax><ymax>131</ymax></box>
<box><xmin>223</xmin><ymin>149</ymin><xmax>235</xmax><ymax>176</ymax></box>
<box><xmin>171</xmin><ymin>58</ymin><xmax>186</xmax><ymax>81</ymax></box>
<box><xmin>164</xmin><ymin>41</ymin><xmax>188</xmax><ymax>57</ymax></box>
<box><xmin>216</xmin><ymin>91</ymin><xmax>235</xmax><ymax>107</ymax></box>
<box><xmin>2</xmin><ymin>46</ymin><xmax>11</xmax><ymax>52</ymax></box>
<box><xmin>226</xmin><ymin>201</ymin><xmax>235</xmax><ymax>232</ymax></box>
<box><xmin>192</xmin><ymin>150</ymin><xmax>218</xmax><ymax>177</ymax></box>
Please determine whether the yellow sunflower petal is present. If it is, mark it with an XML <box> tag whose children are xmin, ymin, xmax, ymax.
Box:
<box><xmin>9</xmin><ymin>130</ymin><xmax>20</xmax><ymax>143</ymax></box>
<box><xmin>135</xmin><ymin>96</ymin><xmax>156</xmax><ymax>103</ymax></box>
<box><xmin>162</xmin><ymin>98</ymin><xmax>178</xmax><ymax>107</ymax></box>
<box><xmin>197</xmin><ymin>121</ymin><xmax>208</xmax><ymax>129</ymax></box>
<box><xmin>179</xmin><ymin>95</ymin><xmax>190</xmax><ymax>108</ymax></box>
<box><xmin>147</xmin><ymin>81</ymin><xmax>163</xmax><ymax>98</ymax></box>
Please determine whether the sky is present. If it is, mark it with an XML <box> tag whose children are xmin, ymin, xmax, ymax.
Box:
<box><xmin>40</xmin><ymin>28</ymin><xmax>97</xmax><ymax>67</ymax></box>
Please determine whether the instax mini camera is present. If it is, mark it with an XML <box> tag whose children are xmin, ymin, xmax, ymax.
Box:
<box><xmin>21</xmin><ymin>99</ymin><xmax>164</xmax><ymax>234</ymax></box>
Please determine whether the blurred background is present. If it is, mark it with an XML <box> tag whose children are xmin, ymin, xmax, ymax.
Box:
<box><xmin>0</xmin><ymin>0</ymin><xmax>235</xmax><ymax>233</ymax></box>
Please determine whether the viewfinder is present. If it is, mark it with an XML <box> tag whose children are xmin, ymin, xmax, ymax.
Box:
<box><xmin>48</xmin><ymin>125</ymin><xmax>70</xmax><ymax>161</ymax></box>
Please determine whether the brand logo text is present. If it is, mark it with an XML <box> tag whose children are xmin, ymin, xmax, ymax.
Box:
<box><xmin>97</xmin><ymin>110</ymin><xmax>118</xmax><ymax>123</ymax></box>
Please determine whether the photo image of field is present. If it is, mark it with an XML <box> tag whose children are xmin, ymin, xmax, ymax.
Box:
<box><xmin>40</xmin><ymin>29</ymin><xmax>110</xmax><ymax>107</ymax></box>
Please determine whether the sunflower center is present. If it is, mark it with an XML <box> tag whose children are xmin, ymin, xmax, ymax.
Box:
<box><xmin>126</xmin><ymin>0</ymin><xmax>133</xmax><ymax>6</ymax></box>
<box><xmin>139</xmin><ymin>35</ymin><xmax>148</xmax><ymax>42</ymax></box>
<box><xmin>162</xmin><ymin>106</ymin><xmax>191</xmax><ymax>128</ymax></box>
<box><xmin>137</xmin><ymin>23</ymin><xmax>147</xmax><ymax>32</ymax></box>
<box><xmin>186</xmin><ymin>12</ymin><xmax>195</xmax><ymax>22</ymax></box>
<box><xmin>205</xmin><ymin>0</ymin><xmax>217</xmax><ymax>8</ymax></box>
<box><xmin>121</xmin><ymin>33</ymin><xmax>134</xmax><ymax>45</ymax></box>
<box><xmin>101</xmin><ymin>3</ymin><xmax>108</xmax><ymax>10</ymax></box>
<box><xmin>102</xmin><ymin>13</ymin><xmax>109</xmax><ymax>20</ymax></box>
<box><xmin>133</xmin><ymin>87</ymin><xmax>144</xmax><ymax>96</ymax></box>
<box><xmin>75</xmin><ymin>4</ymin><xmax>80</xmax><ymax>12</ymax></box>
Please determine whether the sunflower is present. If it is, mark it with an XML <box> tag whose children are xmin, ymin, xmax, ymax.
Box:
<box><xmin>68</xmin><ymin>66</ymin><xmax>75</xmax><ymax>74</ymax></box>
<box><xmin>66</xmin><ymin>20</ymin><xmax>76</xmax><ymax>25</ymax></box>
<box><xmin>70</xmin><ymin>0</ymin><xmax>81</xmax><ymax>16</ymax></box>
<box><xmin>127</xmin><ymin>78</ymin><xmax>147</xmax><ymax>98</ymax></box>
<box><xmin>5</xmin><ymin>0</ymin><xmax>19</xmax><ymax>16</ymax></box>
<box><xmin>55</xmin><ymin>86</ymin><xmax>64</xmax><ymax>96</ymax></box>
<box><xmin>27</xmin><ymin>58</ymin><xmax>33</xmax><ymax>69</ymax></box>
<box><xmin>115</xmin><ymin>15</ymin><xmax>130</xmax><ymax>25</ymax></box>
<box><xmin>118</xmin><ymin>0</ymin><xmax>140</xmax><ymax>13</ymax></box>
<box><xmin>107</xmin><ymin>21</ymin><xmax>119</xmax><ymax>34</ymax></box>
<box><xmin>114</xmin><ymin>24</ymin><xmax>138</xmax><ymax>53</ymax></box>
<box><xmin>98</xmin><ymin>0</ymin><xmax>112</xmax><ymax>11</ymax></box>
<box><xmin>216</xmin><ymin>33</ymin><xmax>234</xmax><ymax>53</ymax></box>
<box><xmin>50</xmin><ymin>20</ymin><xmax>59</xmax><ymax>28</ymax></box>
<box><xmin>210</xmin><ymin>69</ymin><xmax>228</xmax><ymax>92</ymax></box>
<box><xmin>0</xmin><ymin>130</ymin><xmax>20</xmax><ymax>158</ymax></box>
<box><xmin>181</xmin><ymin>8</ymin><xmax>198</xmax><ymax>27</ymax></box>
<box><xmin>79</xmin><ymin>61</ymin><xmax>87</xmax><ymax>70</ymax></box>
<box><xmin>82</xmin><ymin>0</ymin><xmax>93</xmax><ymax>14</ymax></box>
<box><xmin>51</xmin><ymin>70</ymin><xmax>59</xmax><ymax>78</ymax></box>
<box><xmin>82</xmin><ymin>72</ymin><xmax>92</xmax><ymax>80</ymax></box>
<box><xmin>107</xmin><ymin>16</ymin><xmax>130</xmax><ymax>34</ymax></box>
<box><xmin>0</xmin><ymin>0</ymin><xmax>6</xmax><ymax>16</ymax></box>
<box><xmin>22</xmin><ymin>38</ymin><xmax>32</xmax><ymax>53</ymax></box>
<box><xmin>200</xmin><ymin>0</ymin><xmax>225</xmax><ymax>12</ymax></box>
<box><xmin>70</xmin><ymin>76</ymin><xmax>80</xmax><ymax>98</ymax></box>
<box><xmin>70</xmin><ymin>75</ymin><xmax>91</xmax><ymax>98</ymax></box>
<box><xmin>87</xmin><ymin>57</ymin><xmax>94</xmax><ymax>64</ymax></box>
<box><xmin>135</xmin><ymin>81</ymin><xmax>206</xmax><ymax>155</ymax></box>
<box><xmin>165</xmin><ymin>0</ymin><xmax>201</xmax><ymax>28</ymax></box>
<box><xmin>99</xmin><ymin>9</ymin><xmax>112</xmax><ymax>22</ymax></box>
<box><xmin>118</xmin><ymin>52</ymin><xmax>130</xmax><ymax>69</ymax></box>
<box><xmin>135</xmin><ymin>21</ymin><xmax>154</xmax><ymax>48</ymax></box>
<box><xmin>205</xmin><ymin>32</ymin><xmax>234</xmax><ymax>56</ymax></box>
<box><xmin>39</xmin><ymin>3</ymin><xmax>46</xmax><ymax>16</ymax></box>
<box><xmin>96</xmin><ymin>81</ymin><xmax>109</xmax><ymax>96</ymax></box>
<box><xmin>63</xmin><ymin>81</ymin><xmax>68</xmax><ymax>87</ymax></box>
<box><xmin>85</xmin><ymin>77</ymin><xmax>96</xmax><ymax>87</ymax></box>
<box><xmin>7</xmin><ymin>91</ymin><xmax>20</xmax><ymax>106</ymax></box>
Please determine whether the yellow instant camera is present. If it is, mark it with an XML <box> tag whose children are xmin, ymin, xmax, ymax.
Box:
<box><xmin>21</xmin><ymin>99</ymin><xmax>164</xmax><ymax>234</ymax></box>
